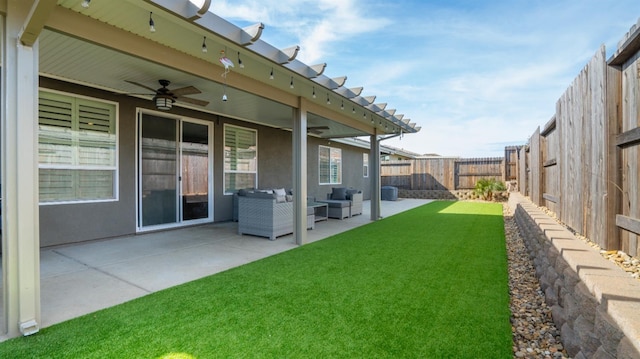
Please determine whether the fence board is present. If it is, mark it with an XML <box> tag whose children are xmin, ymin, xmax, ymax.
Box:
<box><xmin>518</xmin><ymin>146</ymin><xmax>528</xmax><ymax>196</ymax></box>
<box><xmin>620</xmin><ymin>53</ymin><xmax>640</xmax><ymax>256</ymax></box>
<box><xmin>455</xmin><ymin>158</ymin><xmax>504</xmax><ymax>189</ymax></box>
<box><xmin>525</xmin><ymin>46</ymin><xmax>627</xmax><ymax>252</ymax></box>
<box><xmin>529</xmin><ymin>127</ymin><xmax>542</xmax><ymax>205</ymax></box>
<box><xmin>380</xmin><ymin>162</ymin><xmax>412</xmax><ymax>189</ymax></box>
<box><xmin>588</xmin><ymin>47</ymin><xmax>608</xmax><ymax>248</ymax></box>
<box><xmin>543</xmin><ymin>113</ymin><xmax>560</xmax><ymax>216</ymax></box>
<box><xmin>381</xmin><ymin>157</ymin><xmax>504</xmax><ymax>191</ymax></box>
<box><xmin>558</xmin><ymin>66</ymin><xmax>585</xmax><ymax>235</ymax></box>
<box><xmin>504</xmin><ymin>146</ymin><xmax>519</xmax><ymax>181</ymax></box>
<box><xmin>606</xmin><ymin>63</ymin><xmax>622</xmax><ymax>250</ymax></box>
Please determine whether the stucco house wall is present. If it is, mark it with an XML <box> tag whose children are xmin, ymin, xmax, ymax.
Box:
<box><xmin>37</xmin><ymin>78</ymin><xmax>372</xmax><ymax>247</ymax></box>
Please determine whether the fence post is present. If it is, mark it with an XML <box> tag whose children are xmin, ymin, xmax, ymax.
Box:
<box><xmin>605</xmin><ymin>64</ymin><xmax>622</xmax><ymax>250</ymax></box>
<box><xmin>529</xmin><ymin>127</ymin><xmax>543</xmax><ymax>205</ymax></box>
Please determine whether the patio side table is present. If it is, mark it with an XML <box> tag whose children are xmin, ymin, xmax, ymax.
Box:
<box><xmin>308</xmin><ymin>202</ymin><xmax>329</xmax><ymax>222</ymax></box>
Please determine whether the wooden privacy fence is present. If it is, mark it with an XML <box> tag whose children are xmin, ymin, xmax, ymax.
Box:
<box><xmin>519</xmin><ymin>39</ymin><xmax>640</xmax><ymax>257</ymax></box>
<box><xmin>381</xmin><ymin>157</ymin><xmax>507</xmax><ymax>190</ymax></box>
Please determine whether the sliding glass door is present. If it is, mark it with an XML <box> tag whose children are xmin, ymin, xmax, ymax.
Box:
<box><xmin>181</xmin><ymin>121</ymin><xmax>210</xmax><ymax>221</ymax></box>
<box><xmin>138</xmin><ymin>112</ymin><xmax>212</xmax><ymax>230</ymax></box>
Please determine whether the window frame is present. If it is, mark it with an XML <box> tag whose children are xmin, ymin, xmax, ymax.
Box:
<box><xmin>363</xmin><ymin>153</ymin><xmax>369</xmax><ymax>178</ymax></box>
<box><xmin>38</xmin><ymin>89</ymin><xmax>119</xmax><ymax>205</ymax></box>
<box><xmin>223</xmin><ymin>124</ymin><xmax>258</xmax><ymax>195</ymax></box>
<box><xmin>318</xmin><ymin>145</ymin><xmax>342</xmax><ymax>185</ymax></box>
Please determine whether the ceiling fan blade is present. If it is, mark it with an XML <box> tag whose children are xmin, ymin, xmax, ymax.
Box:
<box><xmin>177</xmin><ymin>96</ymin><xmax>209</xmax><ymax>107</ymax></box>
<box><xmin>125</xmin><ymin>80</ymin><xmax>157</xmax><ymax>93</ymax></box>
<box><xmin>114</xmin><ymin>92</ymin><xmax>154</xmax><ymax>96</ymax></box>
<box><xmin>307</xmin><ymin>126</ymin><xmax>329</xmax><ymax>135</ymax></box>
<box><xmin>308</xmin><ymin>126</ymin><xmax>329</xmax><ymax>131</ymax></box>
<box><xmin>172</xmin><ymin>86</ymin><xmax>201</xmax><ymax>97</ymax></box>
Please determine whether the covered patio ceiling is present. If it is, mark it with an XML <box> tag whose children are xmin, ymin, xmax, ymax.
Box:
<box><xmin>32</xmin><ymin>0</ymin><xmax>420</xmax><ymax>139</ymax></box>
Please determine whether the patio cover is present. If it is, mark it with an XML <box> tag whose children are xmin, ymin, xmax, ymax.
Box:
<box><xmin>0</xmin><ymin>0</ymin><xmax>420</xmax><ymax>338</ymax></box>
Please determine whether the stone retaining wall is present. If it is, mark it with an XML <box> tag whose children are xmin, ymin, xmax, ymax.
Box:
<box><xmin>398</xmin><ymin>189</ymin><xmax>509</xmax><ymax>201</ymax></box>
<box><xmin>510</xmin><ymin>194</ymin><xmax>640</xmax><ymax>359</ymax></box>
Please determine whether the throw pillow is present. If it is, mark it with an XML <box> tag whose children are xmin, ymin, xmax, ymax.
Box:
<box><xmin>237</xmin><ymin>188</ymin><xmax>249</xmax><ymax>196</ymax></box>
<box><xmin>274</xmin><ymin>188</ymin><xmax>287</xmax><ymax>197</ymax></box>
<box><xmin>331</xmin><ymin>187</ymin><xmax>347</xmax><ymax>200</ymax></box>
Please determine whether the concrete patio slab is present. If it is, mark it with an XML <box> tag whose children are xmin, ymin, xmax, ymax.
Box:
<box><xmin>0</xmin><ymin>198</ymin><xmax>431</xmax><ymax>341</ymax></box>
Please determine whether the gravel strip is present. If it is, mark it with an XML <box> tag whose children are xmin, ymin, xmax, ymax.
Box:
<box><xmin>503</xmin><ymin>204</ymin><xmax>570</xmax><ymax>359</ymax></box>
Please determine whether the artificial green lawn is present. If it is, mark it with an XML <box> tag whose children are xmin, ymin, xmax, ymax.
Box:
<box><xmin>1</xmin><ymin>201</ymin><xmax>511</xmax><ymax>358</ymax></box>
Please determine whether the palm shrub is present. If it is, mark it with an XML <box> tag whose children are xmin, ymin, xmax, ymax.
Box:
<box><xmin>474</xmin><ymin>178</ymin><xmax>506</xmax><ymax>201</ymax></box>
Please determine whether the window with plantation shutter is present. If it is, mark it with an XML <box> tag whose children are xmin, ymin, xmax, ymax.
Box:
<box><xmin>319</xmin><ymin>145</ymin><xmax>341</xmax><ymax>185</ymax></box>
<box><xmin>38</xmin><ymin>91</ymin><xmax>117</xmax><ymax>203</ymax></box>
<box><xmin>224</xmin><ymin>124</ymin><xmax>257</xmax><ymax>194</ymax></box>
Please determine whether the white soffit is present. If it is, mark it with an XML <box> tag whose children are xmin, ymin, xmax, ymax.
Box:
<box><xmin>52</xmin><ymin>0</ymin><xmax>419</xmax><ymax>135</ymax></box>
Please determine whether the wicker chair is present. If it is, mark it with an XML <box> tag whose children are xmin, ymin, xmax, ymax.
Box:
<box><xmin>318</xmin><ymin>188</ymin><xmax>363</xmax><ymax>219</ymax></box>
<box><xmin>237</xmin><ymin>193</ymin><xmax>313</xmax><ymax>240</ymax></box>
<box><xmin>349</xmin><ymin>192</ymin><xmax>363</xmax><ymax>216</ymax></box>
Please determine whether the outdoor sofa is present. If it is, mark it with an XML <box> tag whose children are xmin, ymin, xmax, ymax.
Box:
<box><xmin>236</xmin><ymin>188</ymin><xmax>314</xmax><ymax>240</ymax></box>
<box><xmin>318</xmin><ymin>187</ymin><xmax>363</xmax><ymax>219</ymax></box>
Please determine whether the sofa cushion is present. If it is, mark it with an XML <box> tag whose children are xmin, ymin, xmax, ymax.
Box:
<box><xmin>331</xmin><ymin>187</ymin><xmax>347</xmax><ymax>200</ymax></box>
<box><xmin>246</xmin><ymin>191</ymin><xmax>276</xmax><ymax>199</ymax></box>
<box><xmin>321</xmin><ymin>199</ymin><xmax>350</xmax><ymax>208</ymax></box>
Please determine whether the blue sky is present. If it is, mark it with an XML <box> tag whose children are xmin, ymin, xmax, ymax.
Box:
<box><xmin>200</xmin><ymin>0</ymin><xmax>639</xmax><ymax>157</ymax></box>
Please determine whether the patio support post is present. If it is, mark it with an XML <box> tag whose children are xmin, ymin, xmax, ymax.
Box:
<box><xmin>1</xmin><ymin>0</ymin><xmax>42</xmax><ymax>337</ymax></box>
<box><xmin>292</xmin><ymin>97</ymin><xmax>308</xmax><ymax>245</ymax></box>
<box><xmin>370</xmin><ymin>132</ymin><xmax>381</xmax><ymax>220</ymax></box>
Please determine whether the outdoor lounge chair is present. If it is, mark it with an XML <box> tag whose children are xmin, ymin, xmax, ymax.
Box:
<box><xmin>237</xmin><ymin>189</ymin><xmax>314</xmax><ymax>240</ymax></box>
<box><xmin>318</xmin><ymin>187</ymin><xmax>362</xmax><ymax>219</ymax></box>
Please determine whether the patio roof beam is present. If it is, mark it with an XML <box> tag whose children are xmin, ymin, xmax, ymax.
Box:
<box><xmin>374</xmin><ymin>103</ymin><xmax>387</xmax><ymax>111</ymax></box>
<box><xmin>240</xmin><ymin>23</ymin><xmax>264</xmax><ymax>44</ymax></box>
<box><xmin>147</xmin><ymin>0</ymin><xmax>211</xmax><ymax>21</ymax></box>
<box><xmin>279</xmin><ymin>45</ymin><xmax>300</xmax><ymax>64</ymax></box>
<box><xmin>310</xmin><ymin>63</ymin><xmax>327</xmax><ymax>77</ymax></box>
<box><xmin>349</xmin><ymin>96</ymin><xmax>371</xmax><ymax>108</ymax></box>
<box><xmin>331</xmin><ymin>76</ymin><xmax>347</xmax><ymax>87</ymax></box>
<box><xmin>143</xmin><ymin>0</ymin><xmax>419</xmax><ymax>136</ymax></box>
<box><xmin>333</xmin><ymin>86</ymin><xmax>361</xmax><ymax>99</ymax></box>
<box><xmin>245</xmin><ymin>40</ymin><xmax>302</xmax><ymax>65</ymax></box>
<box><xmin>313</xmin><ymin>75</ymin><xmax>346</xmax><ymax>90</ymax></box>
<box><xmin>18</xmin><ymin>0</ymin><xmax>57</xmax><ymax>46</ymax></box>
<box><xmin>149</xmin><ymin>0</ymin><xmax>263</xmax><ymax>46</ymax></box>
<box><xmin>285</xmin><ymin>61</ymin><xmax>326</xmax><ymax>78</ymax></box>
<box><xmin>304</xmin><ymin>99</ymin><xmax>373</xmax><ymax>135</ymax></box>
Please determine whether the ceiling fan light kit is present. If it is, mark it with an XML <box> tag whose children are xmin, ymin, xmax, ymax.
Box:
<box><xmin>154</xmin><ymin>94</ymin><xmax>174</xmax><ymax>110</ymax></box>
<box><xmin>124</xmin><ymin>79</ymin><xmax>208</xmax><ymax>111</ymax></box>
